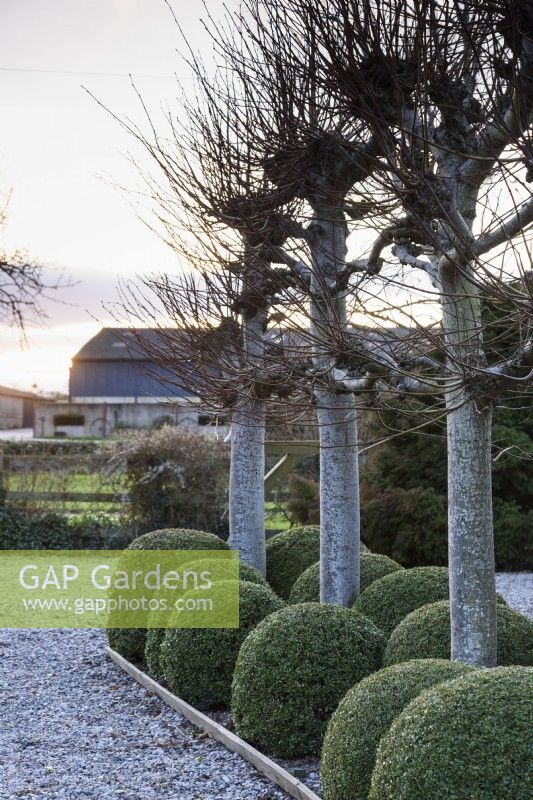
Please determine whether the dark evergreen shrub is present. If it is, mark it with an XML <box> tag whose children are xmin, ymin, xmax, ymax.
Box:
<box><xmin>493</xmin><ymin>499</ymin><xmax>533</xmax><ymax>570</ymax></box>
<box><xmin>232</xmin><ymin>603</ymin><xmax>385</xmax><ymax>757</ymax></box>
<box><xmin>369</xmin><ymin>667</ymin><xmax>533</xmax><ymax>800</ymax></box>
<box><xmin>367</xmin><ymin>404</ymin><xmax>533</xmax><ymax>571</ymax></box>
<box><xmin>361</xmin><ymin>487</ymin><xmax>448</xmax><ymax>567</ymax></box>
<box><xmin>321</xmin><ymin>659</ymin><xmax>473</xmax><ymax>800</ymax></box>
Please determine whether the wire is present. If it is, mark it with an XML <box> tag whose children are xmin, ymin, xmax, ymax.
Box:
<box><xmin>0</xmin><ymin>66</ymin><xmax>176</xmax><ymax>79</ymax></box>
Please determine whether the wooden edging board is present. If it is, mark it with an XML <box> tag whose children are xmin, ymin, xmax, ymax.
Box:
<box><xmin>106</xmin><ymin>647</ymin><xmax>322</xmax><ymax>800</ymax></box>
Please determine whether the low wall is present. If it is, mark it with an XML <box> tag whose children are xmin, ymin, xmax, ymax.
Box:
<box><xmin>34</xmin><ymin>400</ymin><xmax>226</xmax><ymax>438</ymax></box>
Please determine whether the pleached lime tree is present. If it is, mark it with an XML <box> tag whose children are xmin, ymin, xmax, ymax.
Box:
<box><xmin>111</xmin><ymin>0</ymin><xmax>441</xmax><ymax>603</ymax></box>
<box><xmin>292</xmin><ymin>0</ymin><xmax>533</xmax><ymax>664</ymax></box>
<box><xmin>219</xmin><ymin>1</ymin><xmax>448</xmax><ymax>605</ymax></box>
<box><xmin>103</xmin><ymin>35</ymin><xmax>314</xmax><ymax>574</ymax></box>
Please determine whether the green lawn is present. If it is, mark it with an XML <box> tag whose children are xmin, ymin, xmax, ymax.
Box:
<box><xmin>5</xmin><ymin>471</ymin><xmax>125</xmax><ymax>512</ymax></box>
<box><xmin>4</xmin><ymin>471</ymin><xmax>293</xmax><ymax>525</ymax></box>
<box><xmin>265</xmin><ymin>501</ymin><xmax>291</xmax><ymax>531</ymax></box>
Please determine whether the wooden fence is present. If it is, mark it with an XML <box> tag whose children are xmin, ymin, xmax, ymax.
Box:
<box><xmin>0</xmin><ymin>440</ymin><xmax>319</xmax><ymax>510</ymax></box>
<box><xmin>264</xmin><ymin>440</ymin><xmax>319</xmax><ymax>491</ymax></box>
<box><xmin>0</xmin><ymin>451</ymin><xmax>122</xmax><ymax>512</ymax></box>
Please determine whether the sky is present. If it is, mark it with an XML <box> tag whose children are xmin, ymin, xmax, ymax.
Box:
<box><xmin>0</xmin><ymin>0</ymin><xmax>229</xmax><ymax>392</ymax></box>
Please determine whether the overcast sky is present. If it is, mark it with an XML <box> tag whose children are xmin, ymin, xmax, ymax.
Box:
<box><xmin>0</xmin><ymin>0</ymin><xmax>229</xmax><ymax>391</ymax></box>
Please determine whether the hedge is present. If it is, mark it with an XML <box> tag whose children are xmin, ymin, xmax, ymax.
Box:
<box><xmin>160</xmin><ymin>581</ymin><xmax>284</xmax><ymax>709</ymax></box>
<box><xmin>321</xmin><ymin>659</ymin><xmax>474</xmax><ymax>800</ymax></box>
<box><xmin>0</xmin><ymin>507</ymin><xmax>74</xmax><ymax>550</ymax></box>
<box><xmin>369</xmin><ymin>667</ymin><xmax>533</xmax><ymax>800</ymax></box>
<box><xmin>232</xmin><ymin>603</ymin><xmax>385</xmax><ymax>757</ymax></box>
<box><xmin>384</xmin><ymin>600</ymin><xmax>533</xmax><ymax>666</ymax></box>
<box><xmin>288</xmin><ymin>554</ymin><xmax>403</xmax><ymax>604</ymax></box>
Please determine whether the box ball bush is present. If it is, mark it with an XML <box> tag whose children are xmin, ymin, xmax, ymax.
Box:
<box><xmin>107</xmin><ymin>628</ymin><xmax>146</xmax><ymax>663</ymax></box>
<box><xmin>384</xmin><ymin>600</ymin><xmax>533</xmax><ymax>666</ymax></box>
<box><xmin>128</xmin><ymin>527</ymin><xmax>229</xmax><ymax>551</ymax></box>
<box><xmin>145</xmin><ymin>628</ymin><xmax>167</xmax><ymax>678</ymax></box>
<box><xmin>322</xmin><ymin>659</ymin><xmax>473</xmax><ymax>800</ymax></box>
<box><xmin>266</xmin><ymin>526</ymin><xmax>369</xmax><ymax>599</ymax></box>
<box><xmin>236</xmin><ymin>562</ymin><xmax>268</xmax><ymax>585</ymax></box>
<box><xmin>145</xmin><ymin>562</ymin><xmax>268</xmax><ymax>678</ymax></box>
<box><xmin>265</xmin><ymin>525</ymin><xmax>320</xmax><ymax>599</ymax></box>
<box><xmin>186</xmin><ymin>556</ymin><xmax>268</xmax><ymax>587</ymax></box>
<box><xmin>369</xmin><ymin>666</ymin><xmax>533</xmax><ymax>800</ymax></box>
<box><xmin>107</xmin><ymin>527</ymin><xmax>229</xmax><ymax>661</ymax></box>
<box><xmin>160</xmin><ymin>581</ymin><xmax>283</xmax><ymax>710</ymax></box>
<box><xmin>289</xmin><ymin>554</ymin><xmax>403</xmax><ymax>604</ymax></box>
<box><xmin>352</xmin><ymin>566</ymin><xmax>451</xmax><ymax>634</ymax></box>
<box><xmin>232</xmin><ymin>603</ymin><xmax>386</xmax><ymax>757</ymax></box>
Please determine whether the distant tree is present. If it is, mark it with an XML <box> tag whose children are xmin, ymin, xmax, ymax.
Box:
<box><xmin>0</xmin><ymin>195</ymin><xmax>59</xmax><ymax>333</ymax></box>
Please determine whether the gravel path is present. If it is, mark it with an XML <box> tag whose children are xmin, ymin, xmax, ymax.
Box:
<box><xmin>0</xmin><ymin>629</ymin><xmax>289</xmax><ymax>800</ymax></box>
<box><xmin>496</xmin><ymin>572</ymin><xmax>533</xmax><ymax>620</ymax></box>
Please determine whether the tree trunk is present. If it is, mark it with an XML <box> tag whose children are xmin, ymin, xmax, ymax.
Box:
<box><xmin>440</xmin><ymin>264</ymin><xmax>497</xmax><ymax>666</ymax></box>
<box><xmin>309</xmin><ymin>204</ymin><xmax>361</xmax><ymax>605</ymax></box>
<box><xmin>228</xmin><ymin>305</ymin><xmax>267</xmax><ymax>574</ymax></box>
<box><xmin>228</xmin><ymin>398</ymin><xmax>266</xmax><ymax>574</ymax></box>
<box><xmin>317</xmin><ymin>391</ymin><xmax>360</xmax><ymax>605</ymax></box>
<box><xmin>447</xmin><ymin>396</ymin><xmax>496</xmax><ymax>665</ymax></box>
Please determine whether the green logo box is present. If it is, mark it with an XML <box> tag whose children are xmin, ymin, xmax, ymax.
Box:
<box><xmin>0</xmin><ymin>550</ymin><xmax>239</xmax><ymax>629</ymax></box>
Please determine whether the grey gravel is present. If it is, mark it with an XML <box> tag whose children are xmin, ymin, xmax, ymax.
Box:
<box><xmin>496</xmin><ymin>572</ymin><xmax>533</xmax><ymax>620</ymax></box>
<box><xmin>0</xmin><ymin>628</ymin><xmax>290</xmax><ymax>800</ymax></box>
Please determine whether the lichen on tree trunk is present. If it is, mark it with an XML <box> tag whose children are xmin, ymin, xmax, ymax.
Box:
<box><xmin>447</xmin><ymin>396</ymin><xmax>496</xmax><ymax>665</ymax></box>
<box><xmin>309</xmin><ymin>204</ymin><xmax>361</xmax><ymax>606</ymax></box>
<box><xmin>228</xmin><ymin>302</ymin><xmax>267</xmax><ymax>575</ymax></box>
<box><xmin>317</xmin><ymin>391</ymin><xmax>360</xmax><ymax>605</ymax></box>
<box><xmin>440</xmin><ymin>264</ymin><xmax>497</xmax><ymax>666</ymax></box>
<box><xmin>228</xmin><ymin>398</ymin><xmax>266</xmax><ymax>575</ymax></box>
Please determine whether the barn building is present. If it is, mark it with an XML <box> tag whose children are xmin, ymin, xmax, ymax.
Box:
<box><xmin>0</xmin><ymin>385</ymin><xmax>39</xmax><ymax>429</ymax></box>
<box><xmin>34</xmin><ymin>328</ymin><xmax>225</xmax><ymax>438</ymax></box>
